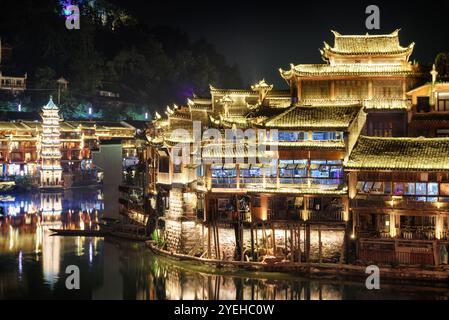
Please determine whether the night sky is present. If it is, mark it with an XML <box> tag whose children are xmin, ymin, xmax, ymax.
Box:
<box><xmin>123</xmin><ymin>0</ymin><xmax>449</xmax><ymax>88</ymax></box>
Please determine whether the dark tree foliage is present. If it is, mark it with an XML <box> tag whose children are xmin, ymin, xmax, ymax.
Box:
<box><xmin>0</xmin><ymin>0</ymin><xmax>242</xmax><ymax>120</ymax></box>
<box><xmin>435</xmin><ymin>53</ymin><xmax>449</xmax><ymax>80</ymax></box>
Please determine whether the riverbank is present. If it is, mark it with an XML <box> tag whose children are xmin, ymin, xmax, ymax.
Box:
<box><xmin>147</xmin><ymin>241</ymin><xmax>449</xmax><ymax>284</ymax></box>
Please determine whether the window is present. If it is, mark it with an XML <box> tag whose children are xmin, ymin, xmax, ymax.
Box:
<box><xmin>393</xmin><ymin>183</ymin><xmax>404</xmax><ymax>195</ymax></box>
<box><xmin>417</xmin><ymin>96</ymin><xmax>430</xmax><ymax>113</ymax></box>
<box><xmin>277</xmin><ymin>131</ymin><xmax>308</xmax><ymax>141</ymax></box>
<box><xmin>363</xmin><ymin>182</ymin><xmax>374</xmax><ymax>193</ymax></box>
<box><xmin>159</xmin><ymin>157</ymin><xmax>169</xmax><ymax>173</ymax></box>
<box><xmin>356</xmin><ymin>181</ymin><xmax>365</xmax><ymax>192</ymax></box>
<box><xmin>437</xmin><ymin>93</ymin><xmax>449</xmax><ymax>112</ymax></box>
<box><xmin>196</xmin><ymin>165</ymin><xmax>204</xmax><ymax>177</ymax></box>
<box><xmin>436</xmin><ymin>129</ymin><xmax>449</xmax><ymax>138</ymax></box>
<box><xmin>405</xmin><ymin>183</ymin><xmax>415</xmax><ymax>195</ymax></box>
<box><xmin>211</xmin><ymin>165</ymin><xmax>236</xmax><ymax>178</ymax></box>
<box><xmin>312</xmin><ymin>132</ymin><xmax>343</xmax><ymax>141</ymax></box>
<box><xmin>416</xmin><ymin>183</ymin><xmax>427</xmax><ymax>195</ymax></box>
<box><xmin>384</xmin><ymin>182</ymin><xmax>392</xmax><ymax>194</ymax></box>
<box><xmin>373</xmin><ymin>122</ymin><xmax>393</xmax><ymax>137</ymax></box>
<box><xmin>279</xmin><ymin>160</ymin><xmax>308</xmax><ymax>179</ymax></box>
<box><xmin>428</xmin><ymin>183</ymin><xmax>438</xmax><ymax>195</ymax></box>
<box><xmin>440</xmin><ymin>184</ymin><xmax>449</xmax><ymax>196</ymax></box>
<box><xmin>174</xmin><ymin>163</ymin><xmax>182</xmax><ymax>174</ymax></box>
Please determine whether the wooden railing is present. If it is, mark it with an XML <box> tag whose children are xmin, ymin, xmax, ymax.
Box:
<box><xmin>211</xmin><ymin>177</ymin><xmax>344</xmax><ymax>189</ymax></box>
<box><xmin>352</xmin><ymin>196</ymin><xmax>449</xmax><ymax>211</ymax></box>
<box><xmin>358</xmin><ymin>238</ymin><xmax>436</xmax><ymax>265</ymax></box>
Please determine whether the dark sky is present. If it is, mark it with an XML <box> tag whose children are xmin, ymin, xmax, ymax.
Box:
<box><xmin>123</xmin><ymin>0</ymin><xmax>449</xmax><ymax>88</ymax></box>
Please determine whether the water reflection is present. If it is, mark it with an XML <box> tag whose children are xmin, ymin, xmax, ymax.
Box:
<box><xmin>0</xmin><ymin>189</ymin><xmax>104</xmax><ymax>292</ymax></box>
<box><xmin>1</xmin><ymin>190</ymin><xmax>449</xmax><ymax>299</ymax></box>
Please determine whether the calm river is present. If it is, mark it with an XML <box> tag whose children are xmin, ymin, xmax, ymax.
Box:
<box><xmin>0</xmin><ymin>189</ymin><xmax>448</xmax><ymax>300</ymax></box>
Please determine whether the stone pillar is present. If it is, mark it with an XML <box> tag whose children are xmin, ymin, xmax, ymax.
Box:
<box><xmin>165</xmin><ymin>187</ymin><xmax>200</xmax><ymax>254</ymax></box>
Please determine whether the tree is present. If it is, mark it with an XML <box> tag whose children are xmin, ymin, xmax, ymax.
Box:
<box><xmin>0</xmin><ymin>0</ymin><xmax>243</xmax><ymax>120</ymax></box>
<box><xmin>435</xmin><ymin>53</ymin><xmax>449</xmax><ymax>79</ymax></box>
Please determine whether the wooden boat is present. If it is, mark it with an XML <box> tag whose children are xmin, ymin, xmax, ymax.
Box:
<box><xmin>49</xmin><ymin>228</ymin><xmax>108</xmax><ymax>237</ymax></box>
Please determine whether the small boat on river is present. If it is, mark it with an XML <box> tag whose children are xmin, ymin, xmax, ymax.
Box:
<box><xmin>49</xmin><ymin>228</ymin><xmax>108</xmax><ymax>237</ymax></box>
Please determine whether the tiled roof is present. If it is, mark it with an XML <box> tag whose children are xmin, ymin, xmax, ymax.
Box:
<box><xmin>262</xmin><ymin>140</ymin><xmax>346</xmax><ymax>151</ymax></box>
<box><xmin>297</xmin><ymin>98</ymin><xmax>409</xmax><ymax>110</ymax></box>
<box><xmin>280</xmin><ymin>63</ymin><xmax>413</xmax><ymax>79</ymax></box>
<box><xmin>202</xmin><ymin>143</ymin><xmax>274</xmax><ymax>160</ymax></box>
<box><xmin>170</xmin><ymin>109</ymin><xmax>191</xmax><ymax>120</ymax></box>
<box><xmin>324</xmin><ymin>29</ymin><xmax>414</xmax><ymax>56</ymax></box>
<box><xmin>209</xmin><ymin>85</ymin><xmax>255</xmax><ymax>96</ymax></box>
<box><xmin>363</xmin><ymin>99</ymin><xmax>410</xmax><ymax>110</ymax></box>
<box><xmin>345</xmin><ymin>136</ymin><xmax>449</xmax><ymax>171</ymax></box>
<box><xmin>42</xmin><ymin>97</ymin><xmax>58</xmax><ymax>110</ymax></box>
<box><xmin>262</xmin><ymin>104</ymin><xmax>362</xmax><ymax>130</ymax></box>
<box><xmin>187</xmin><ymin>98</ymin><xmax>213</xmax><ymax>111</ymax></box>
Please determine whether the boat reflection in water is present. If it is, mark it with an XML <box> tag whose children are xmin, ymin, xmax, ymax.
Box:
<box><xmin>1</xmin><ymin>189</ymin><xmax>449</xmax><ymax>299</ymax></box>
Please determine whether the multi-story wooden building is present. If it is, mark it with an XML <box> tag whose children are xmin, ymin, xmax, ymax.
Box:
<box><xmin>0</xmin><ymin>99</ymin><xmax>145</xmax><ymax>188</ymax></box>
<box><xmin>407</xmin><ymin>66</ymin><xmax>449</xmax><ymax>138</ymax></box>
<box><xmin>346</xmin><ymin>136</ymin><xmax>449</xmax><ymax>265</ymax></box>
<box><xmin>0</xmin><ymin>38</ymin><xmax>27</xmax><ymax>94</ymax></box>
<box><xmin>280</xmin><ymin>29</ymin><xmax>417</xmax><ymax>137</ymax></box>
<box><xmin>140</xmin><ymin>30</ymin><xmax>449</xmax><ymax>268</ymax></box>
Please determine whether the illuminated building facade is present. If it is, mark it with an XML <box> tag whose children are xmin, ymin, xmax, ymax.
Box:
<box><xmin>280</xmin><ymin>29</ymin><xmax>416</xmax><ymax>137</ymax></box>
<box><xmin>0</xmin><ymin>38</ymin><xmax>27</xmax><ymax>93</ymax></box>
<box><xmin>407</xmin><ymin>65</ymin><xmax>449</xmax><ymax>138</ymax></box>
<box><xmin>145</xmin><ymin>30</ymin><xmax>449</xmax><ymax>267</ymax></box>
<box><xmin>0</xmin><ymin>104</ymin><xmax>145</xmax><ymax>188</ymax></box>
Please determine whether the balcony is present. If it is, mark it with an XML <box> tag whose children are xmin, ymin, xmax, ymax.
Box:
<box><xmin>352</xmin><ymin>195</ymin><xmax>449</xmax><ymax>212</ymax></box>
<box><xmin>211</xmin><ymin>177</ymin><xmax>344</xmax><ymax>192</ymax></box>
<box><xmin>358</xmin><ymin>238</ymin><xmax>436</xmax><ymax>266</ymax></box>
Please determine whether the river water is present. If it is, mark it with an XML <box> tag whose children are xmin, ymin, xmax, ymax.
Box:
<box><xmin>0</xmin><ymin>189</ymin><xmax>448</xmax><ymax>300</ymax></box>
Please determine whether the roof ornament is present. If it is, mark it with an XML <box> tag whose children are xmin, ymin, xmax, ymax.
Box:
<box><xmin>330</xmin><ymin>30</ymin><xmax>341</xmax><ymax>37</ymax></box>
<box><xmin>166</xmin><ymin>106</ymin><xmax>173</xmax><ymax>115</ymax></box>
<box><xmin>220</xmin><ymin>95</ymin><xmax>233</xmax><ymax>118</ymax></box>
<box><xmin>251</xmin><ymin>79</ymin><xmax>273</xmax><ymax>105</ymax></box>
<box><xmin>392</xmin><ymin>28</ymin><xmax>401</xmax><ymax>36</ymax></box>
<box><xmin>43</xmin><ymin>96</ymin><xmax>58</xmax><ymax>110</ymax></box>
<box><xmin>431</xmin><ymin>64</ymin><xmax>438</xmax><ymax>85</ymax></box>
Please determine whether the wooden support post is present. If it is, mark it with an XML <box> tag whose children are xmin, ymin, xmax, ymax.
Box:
<box><xmin>291</xmin><ymin>227</ymin><xmax>295</xmax><ymax>262</ymax></box>
<box><xmin>298</xmin><ymin>223</ymin><xmax>302</xmax><ymax>263</ymax></box>
<box><xmin>272</xmin><ymin>224</ymin><xmax>276</xmax><ymax>254</ymax></box>
<box><xmin>207</xmin><ymin>224</ymin><xmax>211</xmax><ymax>258</ymax></box>
<box><xmin>250</xmin><ymin>223</ymin><xmax>255</xmax><ymax>262</ymax></box>
<box><xmin>433</xmin><ymin>241</ymin><xmax>439</xmax><ymax>266</ymax></box>
<box><xmin>240</xmin><ymin>220</ymin><xmax>244</xmax><ymax>262</ymax></box>
<box><xmin>318</xmin><ymin>225</ymin><xmax>322</xmax><ymax>264</ymax></box>
<box><xmin>284</xmin><ymin>228</ymin><xmax>288</xmax><ymax>260</ymax></box>
<box><xmin>216</xmin><ymin>223</ymin><xmax>221</xmax><ymax>260</ymax></box>
<box><xmin>305</xmin><ymin>224</ymin><xmax>311</xmax><ymax>263</ymax></box>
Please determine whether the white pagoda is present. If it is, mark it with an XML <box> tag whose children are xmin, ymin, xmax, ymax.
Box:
<box><xmin>39</xmin><ymin>97</ymin><xmax>63</xmax><ymax>188</ymax></box>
